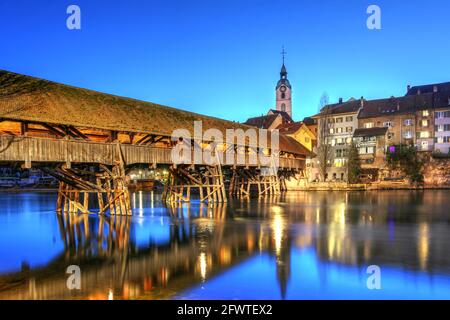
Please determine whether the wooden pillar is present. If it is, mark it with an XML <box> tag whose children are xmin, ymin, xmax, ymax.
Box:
<box><xmin>96</xmin><ymin>177</ymin><xmax>105</xmax><ymax>215</ymax></box>
<box><xmin>57</xmin><ymin>182</ymin><xmax>64</xmax><ymax>214</ymax></box>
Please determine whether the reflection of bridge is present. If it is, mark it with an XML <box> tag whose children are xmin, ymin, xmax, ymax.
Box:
<box><xmin>0</xmin><ymin>204</ymin><xmax>291</xmax><ymax>300</ymax></box>
<box><xmin>0</xmin><ymin>70</ymin><xmax>310</xmax><ymax>213</ymax></box>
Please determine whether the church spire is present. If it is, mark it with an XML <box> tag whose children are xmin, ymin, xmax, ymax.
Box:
<box><xmin>275</xmin><ymin>46</ymin><xmax>292</xmax><ymax>117</ymax></box>
<box><xmin>280</xmin><ymin>46</ymin><xmax>288</xmax><ymax>79</ymax></box>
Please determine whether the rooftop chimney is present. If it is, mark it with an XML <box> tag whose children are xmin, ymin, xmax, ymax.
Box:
<box><xmin>360</xmin><ymin>96</ymin><xmax>364</xmax><ymax>108</ymax></box>
<box><xmin>339</xmin><ymin>98</ymin><xmax>343</xmax><ymax>104</ymax></box>
<box><xmin>407</xmin><ymin>85</ymin><xmax>411</xmax><ymax>92</ymax></box>
<box><xmin>433</xmin><ymin>85</ymin><xmax>438</xmax><ymax>93</ymax></box>
<box><xmin>417</xmin><ymin>89</ymin><xmax>421</xmax><ymax>95</ymax></box>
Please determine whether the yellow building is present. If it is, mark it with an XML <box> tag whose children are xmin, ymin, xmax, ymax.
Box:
<box><xmin>277</xmin><ymin>122</ymin><xmax>316</xmax><ymax>152</ymax></box>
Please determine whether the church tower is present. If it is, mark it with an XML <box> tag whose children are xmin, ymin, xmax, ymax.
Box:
<box><xmin>275</xmin><ymin>48</ymin><xmax>292</xmax><ymax>117</ymax></box>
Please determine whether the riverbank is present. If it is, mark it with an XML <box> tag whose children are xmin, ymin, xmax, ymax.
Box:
<box><xmin>288</xmin><ymin>181</ymin><xmax>450</xmax><ymax>191</ymax></box>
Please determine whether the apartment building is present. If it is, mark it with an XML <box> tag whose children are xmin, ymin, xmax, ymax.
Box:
<box><xmin>353</xmin><ymin>127</ymin><xmax>388</xmax><ymax>181</ymax></box>
<box><xmin>311</xmin><ymin>98</ymin><xmax>361</xmax><ymax>181</ymax></box>
<box><xmin>434</xmin><ymin>106</ymin><xmax>450</xmax><ymax>154</ymax></box>
<box><xmin>407</xmin><ymin>82</ymin><xmax>450</xmax><ymax>153</ymax></box>
<box><xmin>357</xmin><ymin>95</ymin><xmax>431</xmax><ymax>148</ymax></box>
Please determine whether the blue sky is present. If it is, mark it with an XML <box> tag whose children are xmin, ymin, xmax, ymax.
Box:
<box><xmin>1</xmin><ymin>0</ymin><xmax>449</xmax><ymax>122</ymax></box>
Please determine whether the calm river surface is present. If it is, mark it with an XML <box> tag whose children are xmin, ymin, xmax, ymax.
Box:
<box><xmin>0</xmin><ymin>190</ymin><xmax>449</xmax><ymax>300</ymax></box>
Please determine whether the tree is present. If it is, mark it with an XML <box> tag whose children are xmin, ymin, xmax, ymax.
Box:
<box><xmin>347</xmin><ymin>141</ymin><xmax>361</xmax><ymax>184</ymax></box>
<box><xmin>386</xmin><ymin>144</ymin><xmax>424</xmax><ymax>184</ymax></box>
<box><xmin>316</xmin><ymin>92</ymin><xmax>334</xmax><ymax>181</ymax></box>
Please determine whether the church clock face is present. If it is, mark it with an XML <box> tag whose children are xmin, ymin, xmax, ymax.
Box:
<box><xmin>280</xmin><ymin>86</ymin><xmax>286</xmax><ymax>92</ymax></box>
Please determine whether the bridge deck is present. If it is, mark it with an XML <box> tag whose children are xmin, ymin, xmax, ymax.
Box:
<box><xmin>0</xmin><ymin>135</ymin><xmax>304</xmax><ymax>169</ymax></box>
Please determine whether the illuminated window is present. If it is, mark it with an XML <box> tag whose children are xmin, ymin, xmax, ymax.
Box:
<box><xmin>404</xmin><ymin>119</ymin><xmax>413</xmax><ymax>126</ymax></box>
<box><xmin>422</xmin><ymin>110</ymin><xmax>430</xmax><ymax>117</ymax></box>
<box><xmin>364</xmin><ymin>122</ymin><xmax>374</xmax><ymax>128</ymax></box>
<box><xmin>419</xmin><ymin>131</ymin><xmax>430</xmax><ymax>138</ymax></box>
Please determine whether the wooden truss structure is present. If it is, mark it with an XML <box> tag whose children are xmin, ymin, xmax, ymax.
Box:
<box><xmin>228</xmin><ymin>167</ymin><xmax>281</xmax><ymax>198</ymax></box>
<box><xmin>162</xmin><ymin>164</ymin><xmax>227</xmax><ymax>203</ymax></box>
<box><xmin>45</xmin><ymin>144</ymin><xmax>132</xmax><ymax>216</ymax></box>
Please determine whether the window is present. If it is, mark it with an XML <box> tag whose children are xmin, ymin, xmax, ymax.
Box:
<box><xmin>421</xmin><ymin>141</ymin><xmax>429</xmax><ymax>151</ymax></box>
<box><xmin>418</xmin><ymin>131</ymin><xmax>430</xmax><ymax>138</ymax></box>
<box><xmin>346</xmin><ymin>137</ymin><xmax>352</xmax><ymax>144</ymax></box>
<box><xmin>403</xmin><ymin>131</ymin><xmax>413</xmax><ymax>139</ymax></box>
<box><xmin>435</xmin><ymin>111</ymin><xmax>450</xmax><ymax>118</ymax></box>
<box><xmin>404</xmin><ymin>119</ymin><xmax>413</xmax><ymax>126</ymax></box>
<box><xmin>422</xmin><ymin>110</ymin><xmax>430</xmax><ymax>117</ymax></box>
<box><xmin>334</xmin><ymin>159</ymin><xmax>347</xmax><ymax>167</ymax></box>
<box><xmin>304</xmin><ymin>137</ymin><xmax>310</xmax><ymax>143</ymax></box>
<box><xmin>335</xmin><ymin>127</ymin><xmax>343</xmax><ymax>134</ymax></box>
<box><xmin>281</xmin><ymin>93</ymin><xmax>286</xmax><ymax>99</ymax></box>
<box><xmin>388</xmin><ymin>133</ymin><xmax>395</xmax><ymax>140</ymax></box>
<box><xmin>281</xmin><ymin>103</ymin><xmax>286</xmax><ymax>112</ymax></box>
<box><xmin>329</xmin><ymin>128</ymin><xmax>334</xmax><ymax>134</ymax></box>
<box><xmin>345</xmin><ymin>116</ymin><xmax>353</xmax><ymax>122</ymax></box>
<box><xmin>421</xmin><ymin>119</ymin><xmax>429</xmax><ymax>127</ymax></box>
<box><xmin>383</xmin><ymin>121</ymin><xmax>393</xmax><ymax>128</ymax></box>
<box><xmin>346</xmin><ymin>126</ymin><xmax>353</xmax><ymax>133</ymax></box>
<box><xmin>358</xmin><ymin>146</ymin><xmax>374</xmax><ymax>154</ymax></box>
<box><xmin>336</xmin><ymin>149</ymin><xmax>347</xmax><ymax>158</ymax></box>
<box><xmin>436</xmin><ymin>136</ymin><xmax>450</xmax><ymax>143</ymax></box>
<box><xmin>336</xmin><ymin>117</ymin><xmax>343</xmax><ymax>123</ymax></box>
<box><xmin>434</xmin><ymin>124</ymin><xmax>450</xmax><ymax>132</ymax></box>
<box><xmin>364</xmin><ymin>122</ymin><xmax>374</xmax><ymax>129</ymax></box>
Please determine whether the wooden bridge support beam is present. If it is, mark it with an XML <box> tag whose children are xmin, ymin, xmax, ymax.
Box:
<box><xmin>50</xmin><ymin>164</ymin><xmax>132</xmax><ymax>216</ymax></box>
<box><xmin>228</xmin><ymin>168</ymin><xmax>284</xmax><ymax>198</ymax></box>
<box><xmin>163</xmin><ymin>164</ymin><xmax>227</xmax><ymax>204</ymax></box>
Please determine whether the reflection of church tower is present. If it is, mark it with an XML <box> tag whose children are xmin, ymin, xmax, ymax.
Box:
<box><xmin>270</xmin><ymin>209</ymin><xmax>291</xmax><ymax>299</ymax></box>
<box><xmin>275</xmin><ymin>47</ymin><xmax>292</xmax><ymax>117</ymax></box>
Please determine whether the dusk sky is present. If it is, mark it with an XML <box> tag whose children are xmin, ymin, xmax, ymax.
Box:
<box><xmin>1</xmin><ymin>0</ymin><xmax>449</xmax><ymax>122</ymax></box>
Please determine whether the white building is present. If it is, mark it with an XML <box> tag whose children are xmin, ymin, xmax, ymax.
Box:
<box><xmin>434</xmin><ymin>107</ymin><xmax>450</xmax><ymax>154</ymax></box>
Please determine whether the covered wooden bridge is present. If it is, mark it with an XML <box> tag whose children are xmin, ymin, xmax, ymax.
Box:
<box><xmin>0</xmin><ymin>70</ymin><xmax>310</xmax><ymax>213</ymax></box>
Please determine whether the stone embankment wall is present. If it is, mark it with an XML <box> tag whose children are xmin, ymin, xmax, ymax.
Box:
<box><xmin>285</xmin><ymin>158</ymin><xmax>450</xmax><ymax>191</ymax></box>
<box><xmin>423</xmin><ymin>158</ymin><xmax>450</xmax><ymax>186</ymax></box>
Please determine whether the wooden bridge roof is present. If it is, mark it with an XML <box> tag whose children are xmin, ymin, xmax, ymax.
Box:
<box><xmin>0</xmin><ymin>70</ymin><xmax>310</xmax><ymax>157</ymax></box>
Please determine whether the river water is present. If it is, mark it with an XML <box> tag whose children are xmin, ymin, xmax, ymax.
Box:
<box><xmin>0</xmin><ymin>190</ymin><xmax>449</xmax><ymax>300</ymax></box>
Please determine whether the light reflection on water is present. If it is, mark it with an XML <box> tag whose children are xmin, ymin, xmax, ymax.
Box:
<box><xmin>0</xmin><ymin>190</ymin><xmax>449</xmax><ymax>300</ymax></box>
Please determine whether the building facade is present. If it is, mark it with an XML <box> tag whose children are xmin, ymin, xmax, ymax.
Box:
<box><xmin>434</xmin><ymin>107</ymin><xmax>450</xmax><ymax>154</ymax></box>
<box><xmin>353</xmin><ymin>127</ymin><xmax>388</xmax><ymax>181</ymax></box>
<box><xmin>310</xmin><ymin>99</ymin><xmax>361</xmax><ymax>181</ymax></box>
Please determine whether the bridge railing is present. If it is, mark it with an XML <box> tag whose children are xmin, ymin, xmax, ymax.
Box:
<box><xmin>0</xmin><ymin>135</ymin><xmax>304</xmax><ymax>169</ymax></box>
